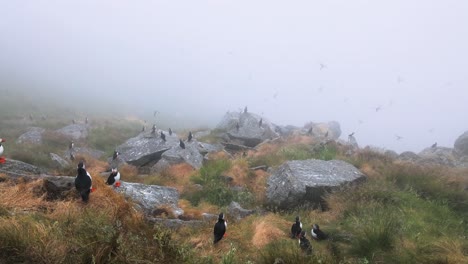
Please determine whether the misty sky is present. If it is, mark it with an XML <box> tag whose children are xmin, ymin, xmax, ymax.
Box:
<box><xmin>1</xmin><ymin>1</ymin><xmax>467</xmax><ymax>153</ymax></box>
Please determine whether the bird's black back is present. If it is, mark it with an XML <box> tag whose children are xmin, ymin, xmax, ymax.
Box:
<box><xmin>213</xmin><ymin>220</ymin><xmax>226</xmax><ymax>244</ymax></box>
<box><xmin>291</xmin><ymin>221</ymin><xmax>302</xmax><ymax>238</ymax></box>
<box><xmin>75</xmin><ymin>168</ymin><xmax>92</xmax><ymax>190</ymax></box>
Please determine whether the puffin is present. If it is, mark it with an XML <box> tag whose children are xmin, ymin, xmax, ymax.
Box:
<box><xmin>160</xmin><ymin>131</ymin><xmax>166</xmax><ymax>142</ymax></box>
<box><xmin>142</xmin><ymin>125</ymin><xmax>146</xmax><ymax>132</ymax></box>
<box><xmin>85</xmin><ymin>117</ymin><xmax>89</xmax><ymax>124</ymax></box>
<box><xmin>259</xmin><ymin>118</ymin><xmax>263</xmax><ymax>127</ymax></box>
<box><xmin>75</xmin><ymin>161</ymin><xmax>93</xmax><ymax>203</ymax></box>
<box><xmin>236</xmin><ymin>122</ymin><xmax>240</xmax><ymax>132</ymax></box>
<box><xmin>69</xmin><ymin>141</ymin><xmax>74</xmax><ymax>150</ymax></box>
<box><xmin>151</xmin><ymin>124</ymin><xmax>156</xmax><ymax>134</ymax></box>
<box><xmin>298</xmin><ymin>231</ymin><xmax>313</xmax><ymax>255</ymax></box>
<box><xmin>0</xmin><ymin>138</ymin><xmax>6</xmax><ymax>164</ymax></box>
<box><xmin>311</xmin><ymin>224</ymin><xmax>328</xmax><ymax>240</ymax></box>
<box><xmin>168</xmin><ymin>128</ymin><xmax>173</xmax><ymax>136</ymax></box>
<box><xmin>188</xmin><ymin>131</ymin><xmax>193</xmax><ymax>142</ymax></box>
<box><xmin>291</xmin><ymin>216</ymin><xmax>302</xmax><ymax>238</ymax></box>
<box><xmin>213</xmin><ymin>213</ymin><xmax>227</xmax><ymax>244</ymax></box>
<box><xmin>106</xmin><ymin>168</ymin><xmax>121</xmax><ymax>187</ymax></box>
<box><xmin>431</xmin><ymin>142</ymin><xmax>437</xmax><ymax>148</ymax></box>
<box><xmin>244</xmin><ymin>106</ymin><xmax>248</xmax><ymax>113</ymax></box>
<box><xmin>112</xmin><ymin>150</ymin><xmax>120</xmax><ymax>160</ymax></box>
<box><xmin>179</xmin><ymin>139</ymin><xmax>185</xmax><ymax>149</ymax></box>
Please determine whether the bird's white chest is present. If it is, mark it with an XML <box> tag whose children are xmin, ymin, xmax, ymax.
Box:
<box><xmin>0</xmin><ymin>145</ymin><xmax>3</xmax><ymax>156</ymax></box>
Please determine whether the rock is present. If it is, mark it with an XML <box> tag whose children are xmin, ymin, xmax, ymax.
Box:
<box><xmin>116</xmin><ymin>132</ymin><xmax>173</xmax><ymax>167</ymax></box>
<box><xmin>196</xmin><ymin>142</ymin><xmax>224</xmax><ymax>155</ymax></box>
<box><xmin>16</xmin><ymin>127</ymin><xmax>45</xmax><ymax>144</ymax></box>
<box><xmin>50</xmin><ymin>153</ymin><xmax>70</xmax><ymax>169</ymax></box>
<box><xmin>150</xmin><ymin>140</ymin><xmax>204</xmax><ymax>172</ymax></box>
<box><xmin>55</xmin><ymin>124</ymin><xmax>89</xmax><ymax>140</ymax></box>
<box><xmin>0</xmin><ymin>159</ymin><xmax>44</xmax><ymax>178</ymax></box>
<box><xmin>228</xmin><ymin>201</ymin><xmax>256</xmax><ymax>221</ymax></box>
<box><xmin>216</xmin><ymin>112</ymin><xmax>279</xmax><ymax>147</ymax></box>
<box><xmin>454</xmin><ymin>131</ymin><xmax>468</xmax><ymax>157</ymax></box>
<box><xmin>107</xmin><ymin>156</ymin><xmax>128</xmax><ymax>170</ymax></box>
<box><xmin>41</xmin><ymin>176</ymin><xmax>75</xmax><ymax>200</ymax></box>
<box><xmin>202</xmin><ymin>213</ymin><xmax>218</xmax><ymax>222</ymax></box>
<box><xmin>384</xmin><ymin>150</ymin><xmax>399</xmax><ymax>160</ymax></box>
<box><xmin>304</xmin><ymin>121</ymin><xmax>341</xmax><ymax>139</ymax></box>
<box><xmin>266</xmin><ymin>159</ymin><xmax>365</xmax><ymax>209</ymax></box>
<box><xmin>398</xmin><ymin>151</ymin><xmax>420</xmax><ymax>163</ymax></box>
<box><xmin>221</xmin><ymin>142</ymin><xmax>254</xmax><ymax>152</ymax></box>
<box><xmin>418</xmin><ymin>147</ymin><xmax>457</xmax><ymax>167</ymax></box>
<box><xmin>116</xmin><ymin>181</ymin><xmax>183</xmax><ymax>217</ymax></box>
<box><xmin>276</xmin><ymin>125</ymin><xmax>300</xmax><ymax>137</ymax></box>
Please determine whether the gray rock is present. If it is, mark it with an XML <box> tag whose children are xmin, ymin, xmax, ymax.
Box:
<box><xmin>116</xmin><ymin>132</ymin><xmax>173</xmax><ymax>167</ymax></box>
<box><xmin>418</xmin><ymin>147</ymin><xmax>457</xmax><ymax>167</ymax></box>
<box><xmin>150</xmin><ymin>139</ymin><xmax>204</xmax><ymax>172</ymax></box>
<box><xmin>115</xmin><ymin>181</ymin><xmax>183</xmax><ymax>217</ymax></box>
<box><xmin>304</xmin><ymin>121</ymin><xmax>341</xmax><ymax>139</ymax></box>
<box><xmin>107</xmin><ymin>156</ymin><xmax>128</xmax><ymax>170</ymax></box>
<box><xmin>266</xmin><ymin>159</ymin><xmax>365</xmax><ymax>209</ymax></box>
<box><xmin>193</xmin><ymin>130</ymin><xmax>211</xmax><ymax>138</ymax></box>
<box><xmin>50</xmin><ymin>153</ymin><xmax>70</xmax><ymax>168</ymax></box>
<box><xmin>228</xmin><ymin>201</ymin><xmax>256</xmax><ymax>221</ymax></box>
<box><xmin>41</xmin><ymin>176</ymin><xmax>75</xmax><ymax>200</ymax></box>
<box><xmin>196</xmin><ymin>142</ymin><xmax>224</xmax><ymax>155</ymax></box>
<box><xmin>55</xmin><ymin>124</ymin><xmax>89</xmax><ymax>140</ymax></box>
<box><xmin>276</xmin><ymin>125</ymin><xmax>300</xmax><ymax>137</ymax></box>
<box><xmin>454</xmin><ymin>131</ymin><xmax>468</xmax><ymax>157</ymax></box>
<box><xmin>398</xmin><ymin>151</ymin><xmax>420</xmax><ymax>162</ymax></box>
<box><xmin>202</xmin><ymin>213</ymin><xmax>218</xmax><ymax>222</ymax></box>
<box><xmin>0</xmin><ymin>159</ymin><xmax>44</xmax><ymax>178</ymax></box>
<box><xmin>216</xmin><ymin>112</ymin><xmax>279</xmax><ymax>147</ymax></box>
<box><xmin>16</xmin><ymin>127</ymin><xmax>45</xmax><ymax>144</ymax></box>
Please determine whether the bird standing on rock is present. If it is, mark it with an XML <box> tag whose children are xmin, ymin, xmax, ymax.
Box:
<box><xmin>113</xmin><ymin>150</ymin><xmax>120</xmax><ymax>160</ymax></box>
<box><xmin>169</xmin><ymin>128</ymin><xmax>173</xmax><ymax>136</ymax></box>
<box><xmin>188</xmin><ymin>131</ymin><xmax>193</xmax><ymax>142</ymax></box>
<box><xmin>106</xmin><ymin>168</ymin><xmax>121</xmax><ymax>187</ymax></box>
<box><xmin>179</xmin><ymin>139</ymin><xmax>185</xmax><ymax>149</ymax></box>
<box><xmin>160</xmin><ymin>131</ymin><xmax>166</xmax><ymax>142</ymax></box>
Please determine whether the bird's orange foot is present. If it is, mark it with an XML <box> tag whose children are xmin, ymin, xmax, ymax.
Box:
<box><xmin>0</xmin><ymin>157</ymin><xmax>5</xmax><ymax>164</ymax></box>
<box><xmin>115</xmin><ymin>181</ymin><xmax>121</xmax><ymax>188</ymax></box>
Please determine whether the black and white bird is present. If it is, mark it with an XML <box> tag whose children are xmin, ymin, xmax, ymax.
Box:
<box><xmin>85</xmin><ymin>117</ymin><xmax>89</xmax><ymax>124</ymax></box>
<box><xmin>142</xmin><ymin>125</ymin><xmax>146</xmax><ymax>132</ymax></box>
<box><xmin>307</xmin><ymin>127</ymin><xmax>313</xmax><ymax>135</ymax></box>
<box><xmin>213</xmin><ymin>213</ymin><xmax>227</xmax><ymax>244</ymax></box>
<box><xmin>324</xmin><ymin>131</ymin><xmax>329</xmax><ymax>138</ymax></box>
<box><xmin>0</xmin><ymin>138</ymin><xmax>6</xmax><ymax>164</ymax></box>
<box><xmin>431</xmin><ymin>142</ymin><xmax>437</xmax><ymax>148</ymax></box>
<box><xmin>311</xmin><ymin>224</ymin><xmax>328</xmax><ymax>240</ymax></box>
<box><xmin>106</xmin><ymin>168</ymin><xmax>121</xmax><ymax>187</ymax></box>
<box><xmin>112</xmin><ymin>150</ymin><xmax>120</xmax><ymax>160</ymax></box>
<box><xmin>169</xmin><ymin>128</ymin><xmax>173</xmax><ymax>136</ymax></box>
<box><xmin>179</xmin><ymin>139</ymin><xmax>185</xmax><ymax>149</ymax></box>
<box><xmin>299</xmin><ymin>231</ymin><xmax>313</xmax><ymax>255</ymax></box>
<box><xmin>291</xmin><ymin>216</ymin><xmax>303</xmax><ymax>238</ymax></box>
<box><xmin>70</xmin><ymin>152</ymin><xmax>75</xmax><ymax>161</ymax></box>
<box><xmin>69</xmin><ymin>141</ymin><xmax>74</xmax><ymax>150</ymax></box>
<box><xmin>160</xmin><ymin>131</ymin><xmax>166</xmax><ymax>142</ymax></box>
<box><xmin>29</xmin><ymin>114</ymin><xmax>34</xmax><ymax>121</ymax></box>
<box><xmin>151</xmin><ymin>124</ymin><xmax>156</xmax><ymax>134</ymax></box>
<box><xmin>188</xmin><ymin>131</ymin><xmax>193</xmax><ymax>142</ymax></box>
<box><xmin>75</xmin><ymin>161</ymin><xmax>93</xmax><ymax>203</ymax></box>
<box><xmin>72</xmin><ymin>119</ymin><xmax>76</xmax><ymax>124</ymax></box>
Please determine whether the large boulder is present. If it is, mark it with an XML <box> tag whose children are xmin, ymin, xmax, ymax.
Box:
<box><xmin>398</xmin><ymin>151</ymin><xmax>421</xmax><ymax>163</ymax></box>
<box><xmin>266</xmin><ymin>159</ymin><xmax>365</xmax><ymax>209</ymax></box>
<box><xmin>454</xmin><ymin>131</ymin><xmax>468</xmax><ymax>157</ymax></box>
<box><xmin>55</xmin><ymin>124</ymin><xmax>89</xmax><ymax>140</ymax></box>
<box><xmin>216</xmin><ymin>111</ymin><xmax>279</xmax><ymax>147</ymax></box>
<box><xmin>304</xmin><ymin>121</ymin><xmax>341</xmax><ymax>139</ymax></box>
<box><xmin>228</xmin><ymin>201</ymin><xmax>256</xmax><ymax>221</ymax></box>
<box><xmin>418</xmin><ymin>147</ymin><xmax>457</xmax><ymax>167</ymax></box>
<box><xmin>50</xmin><ymin>153</ymin><xmax>70</xmax><ymax>169</ymax></box>
<box><xmin>116</xmin><ymin>182</ymin><xmax>183</xmax><ymax>217</ymax></box>
<box><xmin>16</xmin><ymin>127</ymin><xmax>45</xmax><ymax>144</ymax></box>
<box><xmin>116</xmin><ymin>132</ymin><xmax>173</xmax><ymax>167</ymax></box>
<box><xmin>150</xmin><ymin>140</ymin><xmax>204</xmax><ymax>172</ymax></box>
<box><xmin>0</xmin><ymin>159</ymin><xmax>44</xmax><ymax>178</ymax></box>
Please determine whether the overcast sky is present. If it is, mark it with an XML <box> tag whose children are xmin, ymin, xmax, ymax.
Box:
<box><xmin>1</xmin><ymin>0</ymin><xmax>467</xmax><ymax>153</ymax></box>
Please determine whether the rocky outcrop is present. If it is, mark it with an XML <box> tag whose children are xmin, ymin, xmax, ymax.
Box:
<box><xmin>304</xmin><ymin>121</ymin><xmax>341</xmax><ymax>140</ymax></box>
<box><xmin>116</xmin><ymin>132</ymin><xmax>173</xmax><ymax>167</ymax></box>
<box><xmin>150</xmin><ymin>140</ymin><xmax>204</xmax><ymax>172</ymax></box>
<box><xmin>266</xmin><ymin>159</ymin><xmax>365</xmax><ymax>209</ymax></box>
<box><xmin>50</xmin><ymin>153</ymin><xmax>70</xmax><ymax>169</ymax></box>
<box><xmin>228</xmin><ymin>201</ymin><xmax>256</xmax><ymax>221</ymax></box>
<box><xmin>16</xmin><ymin>127</ymin><xmax>45</xmax><ymax>144</ymax></box>
<box><xmin>0</xmin><ymin>159</ymin><xmax>44</xmax><ymax>178</ymax></box>
<box><xmin>41</xmin><ymin>176</ymin><xmax>75</xmax><ymax>200</ymax></box>
<box><xmin>115</xmin><ymin>182</ymin><xmax>183</xmax><ymax>217</ymax></box>
<box><xmin>454</xmin><ymin>131</ymin><xmax>468</xmax><ymax>157</ymax></box>
<box><xmin>418</xmin><ymin>147</ymin><xmax>457</xmax><ymax>167</ymax></box>
<box><xmin>55</xmin><ymin>124</ymin><xmax>89</xmax><ymax>140</ymax></box>
<box><xmin>398</xmin><ymin>151</ymin><xmax>420</xmax><ymax>163</ymax></box>
<box><xmin>216</xmin><ymin>111</ymin><xmax>279</xmax><ymax>147</ymax></box>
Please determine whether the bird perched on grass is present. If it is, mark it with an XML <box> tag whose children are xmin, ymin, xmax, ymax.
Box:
<box><xmin>299</xmin><ymin>231</ymin><xmax>313</xmax><ymax>255</ymax></box>
<box><xmin>213</xmin><ymin>213</ymin><xmax>227</xmax><ymax>244</ymax></box>
<box><xmin>291</xmin><ymin>216</ymin><xmax>302</xmax><ymax>238</ymax></box>
<box><xmin>311</xmin><ymin>224</ymin><xmax>328</xmax><ymax>241</ymax></box>
<box><xmin>0</xmin><ymin>138</ymin><xmax>6</xmax><ymax>164</ymax></box>
<box><xmin>75</xmin><ymin>161</ymin><xmax>93</xmax><ymax>203</ymax></box>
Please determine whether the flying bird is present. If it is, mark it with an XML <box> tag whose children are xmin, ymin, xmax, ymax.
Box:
<box><xmin>319</xmin><ymin>63</ymin><xmax>327</xmax><ymax>70</ymax></box>
<box><xmin>375</xmin><ymin>106</ymin><xmax>382</xmax><ymax>112</ymax></box>
<box><xmin>395</xmin><ymin>135</ymin><xmax>403</xmax><ymax>141</ymax></box>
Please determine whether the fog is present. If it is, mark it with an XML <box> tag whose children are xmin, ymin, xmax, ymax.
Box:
<box><xmin>1</xmin><ymin>1</ymin><xmax>467</xmax><ymax>153</ymax></box>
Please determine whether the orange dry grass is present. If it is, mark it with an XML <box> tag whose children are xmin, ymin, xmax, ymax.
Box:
<box><xmin>226</xmin><ymin>159</ymin><xmax>249</xmax><ymax>186</ymax></box>
<box><xmin>251</xmin><ymin>214</ymin><xmax>287</xmax><ymax>248</ymax></box>
<box><xmin>359</xmin><ymin>163</ymin><xmax>381</xmax><ymax>178</ymax></box>
<box><xmin>178</xmin><ymin>199</ymin><xmax>219</xmax><ymax>220</ymax></box>
<box><xmin>157</xmin><ymin>163</ymin><xmax>195</xmax><ymax>192</ymax></box>
<box><xmin>205</xmin><ymin>151</ymin><xmax>231</xmax><ymax>160</ymax></box>
<box><xmin>0</xmin><ymin>179</ymin><xmax>52</xmax><ymax>212</ymax></box>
